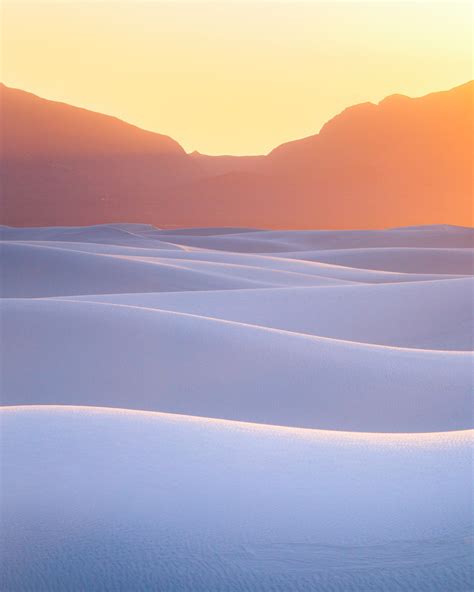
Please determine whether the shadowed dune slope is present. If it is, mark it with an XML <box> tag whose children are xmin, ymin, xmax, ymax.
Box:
<box><xmin>2</xmin><ymin>298</ymin><xmax>472</xmax><ymax>432</ymax></box>
<box><xmin>66</xmin><ymin>278</ymin><xmax>473</xmax><ymax>351</ymax></box>
<box><xmin>147</xmin><ymin>225</ymin><xmax>474</xmax><ymax>253</ymax></box>
<box><xmin>0</xmin><ymin>242</ymin><xmax>354</xmax><ymax>298</ymax></box>
<box><xmin>3</xmin><ymin>223</ymin><xmax>472</xmax><ymax>297</ymax></box>
<box><xmin>3</xmin><ymin>223</ymin><xmax>472</xmax><ymax>250</ymax></box>
<box><xmin>280</xmin><ymin>247</ymin><xmax>473</xmax><ymax>274</ymax></box>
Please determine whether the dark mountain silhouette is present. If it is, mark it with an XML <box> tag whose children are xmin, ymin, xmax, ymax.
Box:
<box><xmin>1</xmin><ymin>81</ymin><xmax>472</xmax><ymax>228</ymax></box>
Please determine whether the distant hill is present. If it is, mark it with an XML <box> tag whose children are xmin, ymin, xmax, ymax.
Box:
<box><xmin>0</xmin><ymin>84</ymin><xmax>200</xmax><ymax>226</ymax></box>
<box><xmin>263</xmin><ymin>80</ymin><xmax>473</xmax><ymax>228</ymax></box>
<box><xmin>1</xmin><ymin>81</ymin><xmax>472</xmax><ymax>228</ymax></box>
<box><xmin>0</xmin><ymin>84</ymin><xmax>184</xmax><ymax>158</ymax></box>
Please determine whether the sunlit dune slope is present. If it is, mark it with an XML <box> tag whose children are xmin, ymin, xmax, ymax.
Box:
<box><xmin>1</xmin><ymin>406</ymin><xmax>472</xmax><ymax>592</ymax></box>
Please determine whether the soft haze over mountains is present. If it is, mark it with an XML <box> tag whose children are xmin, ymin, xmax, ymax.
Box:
<box><xmin>1</xmin><ymin>81</ymin><xmax>472</xmax><ymax>228</ymax></box>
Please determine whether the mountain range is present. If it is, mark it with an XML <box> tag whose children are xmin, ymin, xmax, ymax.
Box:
<box><xmin>1</xmin><ymin>81</ymin><xmax>472</xmax><ymax>228</ymax></box>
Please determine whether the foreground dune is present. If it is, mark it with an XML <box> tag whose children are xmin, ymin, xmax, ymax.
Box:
<box><xmin>1</xmin><ymin>406</ymin><xmax>472</xmax><ymax>592</ymax></box>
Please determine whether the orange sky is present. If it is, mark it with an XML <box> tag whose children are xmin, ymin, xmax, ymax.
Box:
<box><xmin>1</xmin><ymin>1</ymin><xmax>472</xmax><ymax>155</ymax></box>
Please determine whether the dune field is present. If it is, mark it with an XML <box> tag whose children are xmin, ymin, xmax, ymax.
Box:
<box><xmin>1</xmin><ymin>223</ymin><xmax>473</xmax><ymax>591</ymax></box>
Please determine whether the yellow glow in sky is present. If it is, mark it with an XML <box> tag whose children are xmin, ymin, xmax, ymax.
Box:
<box><xmin>1</xmin><ymin>1</ymin><xmax>472</xmax><ymax>155</ymax></box>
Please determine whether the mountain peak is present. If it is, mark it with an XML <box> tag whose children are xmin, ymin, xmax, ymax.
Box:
<box><xmin>0</xmin><ymin>84</ymin><xmax>185</xmax><ymax>159</ymax></box>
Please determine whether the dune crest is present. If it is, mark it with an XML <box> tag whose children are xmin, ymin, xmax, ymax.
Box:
<box><xmin>1</xmin><ymin>224</ymin><xmax>472</xmax><ymax>432</ymax></box>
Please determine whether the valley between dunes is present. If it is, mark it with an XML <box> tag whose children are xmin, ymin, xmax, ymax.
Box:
<box><xmin>1</xmin><ymin>223</ymin><xmax>472</xmax><ymax>591</ymax></box>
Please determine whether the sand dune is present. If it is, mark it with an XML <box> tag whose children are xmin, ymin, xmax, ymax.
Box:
<box><xmin>280</xmin><ymin>247</ymin><xmax>474</xmax><ymax>274</ymax></box>
<box><xmin>8</xmin><ymin>239</ymin><xmax>457</xmax><ymax>285</ymax></box>
<box><xmin>66</xmin><ymin>278</ymin><xmax>473</xmax><ymax>351</ymax></box>
<box><xmin>1</xmin><ymin>406</ymin><xmax>471</xmax><ymax>591</ymax></box>
<box><xmin>1</xmin><ymin>223</ymin><xmax>187</xmax><ymax>249</ymax></box>
<box><xmin>3</xmin><ymin>222</ymin><xmax>472</xmax><ymax>248</ymax></box>
<box><xmin>3</xmin><ymin>235</ymin><xmax>468</xmax><ymax>299</ymax></box>
<box><xmin>1</xmin><ymin>223</ymin><xmax>472</xmax><ymax>590</ymax></box>
<box><xmin>154</xmin><ymin>225</ymin><xmax>474</xmax><ymax>252</ymax></box>
<box><xmin>1</xmin><ymin>224</ymin><xmax>472</xmax><ymax>432</ymax></box>
<box><xmin>2</xmin><ymin>296</ymin><xmax>471</xmax><ymax>432</ymax></box>
<box><xmin>2</xmin><ymin>241</ymin><xmax>346</xmax><ymax>298</ymax></box>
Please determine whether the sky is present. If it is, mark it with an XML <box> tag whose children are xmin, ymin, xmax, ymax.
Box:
<box><xmin>1</xmin><ymin>1</ymin><xmax>472</xmax><ymax>155</ymax></box>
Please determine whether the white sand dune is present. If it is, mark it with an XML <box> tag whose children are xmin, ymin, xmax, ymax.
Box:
<box><xmin>117</xmin><ymin>252</ymin><xmax>468</xmax><ymax>283</ymax></box>
<box><xmin>1</xmin><ymin>223</ymin><xmax>473</xmax><ymax>432</ymax></box>
<box><xmin>3</xmin><ymin>222</ymin><xmax>472</xmax><ymax>250</ymax></box>
<box><xmin>2</xmin><ymin>296</ymin><xmax>471</xmax><ymax>432</ymax></box>
<box><xmin>1</xmin><ymin>224</ymin><xmax>472</xmax><ymax>590</ymax></box>
<box><xmin>2</xmin><ymin>239</ymin><xmax>467</xmax><ymax>299</ymax></box>
<box><xmin>1</xmin><ymin>241</ymin><xmax>357</xmax><ymax>298</ymax></box>
<box><xmin>132</xmin><ymin>225</ymin><xmax>474</xmax><ymax>253</ymax></box>
<box><xmin>65</xmin><ymin>278</ymin><xmax>473</xmax><ymax>350</ymax></box>
<box><xmin>280</xmin><ymin>247</ymin><xmax>474</xmax><ymax>274</ymax></box>
<box><xmin>1</xmin><ymin>406</ymin><xmax>472</xmax><ymax>592</ymax></box>
<box><xmin>1</xmin><ymin>222</ymin><xmax>165</xmax><ymax>244</ymax></box>
<box><xmin>0</xmin><ymin>223</ymin><xmax>261</xmax><ymax>241</ymax></box>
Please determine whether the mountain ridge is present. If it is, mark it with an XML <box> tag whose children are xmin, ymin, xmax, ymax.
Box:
<box><xmin>1</xmin><ymin>80</ymin><xmax>472</xmax><ymax>228</ymax></box>
<box><xmin>0</xmin><ymin>83</ymin><xmax>185</xmax><ymax>159</ymax></box>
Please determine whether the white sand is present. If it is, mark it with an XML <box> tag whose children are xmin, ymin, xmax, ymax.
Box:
<box><xmin>2</xmin><ymin>296</ymin><xmax>472</xmax><ymax>431</ymax></box>
<box><xmin>1</xmin><ymin>223</ymin><xmax>472</xmax><ymax>590</ymax></box>
<box><xmin>0</xmin><ymin>406</ymin><xmax>472</xmax><ymax>591</ymax></box>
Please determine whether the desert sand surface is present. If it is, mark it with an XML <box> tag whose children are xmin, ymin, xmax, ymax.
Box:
<box><xmin>1</xmin><ymin>406</ymin><xmax>472</xmax><ymax>591</ymax></box>
<box><xmin>1</xmin><ymin>223</ymin><xmax>472</xmax><ymax>590</ymax></box>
